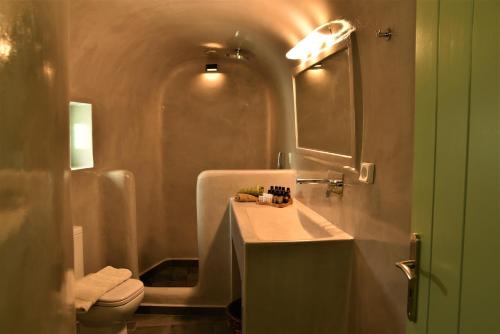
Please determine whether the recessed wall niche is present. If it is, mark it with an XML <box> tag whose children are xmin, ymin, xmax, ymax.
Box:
<box><xmin>69</xmin><ymin>101</ymin><xmax>94</xmax><ymax>170</ymax></box>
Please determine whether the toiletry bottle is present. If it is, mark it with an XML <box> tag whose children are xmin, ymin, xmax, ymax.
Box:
<box><xmin>283</xmin><ymin>188</ymin><xmax>290</xmax><ymax>204</ymax></box>
<box><xmin>277</xmin><ymin>189</ymin><xmax>283</xmax><ymax>204</ymax></box>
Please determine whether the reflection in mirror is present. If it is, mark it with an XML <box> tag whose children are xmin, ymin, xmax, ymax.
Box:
<box><xmin>294</xmin><ymin>38</ymin><xmax>357</xmax><ymax>168</ymax></box>
<box><xmin>295</xmin><ymin>48</ymin><xmax>353</xmax><ymax>156</ymax></box>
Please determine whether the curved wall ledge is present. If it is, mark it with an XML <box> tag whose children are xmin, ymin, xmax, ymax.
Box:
<box><xmin>142</xmin><ymin>169</ymin><xmax>297</xmax><ymax>307</ymax></box>
<box><xmin>70</xmin><ymin>169</ymin><xmax>139</xmax><ymax>277</ymax></box>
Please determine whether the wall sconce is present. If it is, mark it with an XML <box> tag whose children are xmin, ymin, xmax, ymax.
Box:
<box><xmin>286</xmin><ymin>19</ymin><xmax>356</xmax><ymax>61</ymax></box>
<box><xmin>311</xmin><ymin>63</ymin><xmax>323</xmax><ymax>70</ymax></box>
<box><xmin>205</xmin><ymin>63</ymin><xmax>218</xmax><ymax>72</ymax></box>
<box><xmin>0</xmin><ymin>35</ymin><xmax>13</xmax><ymax>63</ymax></box>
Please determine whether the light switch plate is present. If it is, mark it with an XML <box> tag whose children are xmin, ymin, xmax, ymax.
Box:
<box><xmin>359</xmin><ymin>162</ymin><xmax>375</xmax><ymax>184</ymax></box>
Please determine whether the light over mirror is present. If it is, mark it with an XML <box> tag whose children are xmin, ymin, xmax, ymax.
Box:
<box><xmin>293</xmin><ymin>36</ymin><xmax>358</xmax><ymax>169</ymax></box>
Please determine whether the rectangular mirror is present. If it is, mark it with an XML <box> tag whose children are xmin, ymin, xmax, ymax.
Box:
<box><xmin>293</xmin><ymin>38</ymin><xmax>358</xmax><ymax>169</ymax></box>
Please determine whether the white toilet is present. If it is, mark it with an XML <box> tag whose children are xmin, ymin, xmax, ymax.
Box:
<box><xmin>73</xmin><ymin>226</ymin><xmax>144</xmax><ymax>334</ymax></box>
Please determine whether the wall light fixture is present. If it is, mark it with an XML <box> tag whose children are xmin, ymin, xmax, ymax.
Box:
<box><xmin>286</xmin><ymin>20</ymin><xmax>356</xmax><ymax>61</ymax></box>
<box><xmin>205</xmin><ymin>63</ymin><xmax>218</xmax><ymax>72</ymax></box>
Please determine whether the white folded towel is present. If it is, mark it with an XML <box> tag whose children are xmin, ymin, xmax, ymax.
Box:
<box><xmin>75</xmin><ymin>266</ymin><xmax>132</xmax><ymax>312</ymax></box>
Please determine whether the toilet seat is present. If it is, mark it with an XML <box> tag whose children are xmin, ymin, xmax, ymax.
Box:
<box><xmin>96</xmin><ymin>279</ymin><xmax>144</xmax><ymax>308</ymax></box>
<box><xmin>77</xmin><ymin>277</ymin><xmax>144</xmax><ymax>333</ymax></box>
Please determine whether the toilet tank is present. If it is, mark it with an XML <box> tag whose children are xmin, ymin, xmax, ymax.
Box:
<box><xmin>73</xmin><ymin>226</ymin><xmax>84</xmax><ymax>279</ymax></box>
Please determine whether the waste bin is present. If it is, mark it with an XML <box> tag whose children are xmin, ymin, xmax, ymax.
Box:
<box><xmin>226</xmin><ymin>298</ymin><xmax>242</xmax><ymax>334</ymax></box>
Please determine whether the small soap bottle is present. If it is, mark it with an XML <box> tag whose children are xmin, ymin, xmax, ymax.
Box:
<box><xmin>283</xmin><ymin>188</ymin><xmax>290</xmax><ymax>204</ymax></box>
<box><xmin>277</xmin><ymin>189</ymin><xmax>283</xmax><ymax>204</ymax></box>
<box><xmin>265</xmin><ymin>186</ymin><xmax>273</xmax><ymax>204</ymax></box>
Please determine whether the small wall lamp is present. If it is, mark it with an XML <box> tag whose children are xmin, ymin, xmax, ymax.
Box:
<box><xmin>205</xmin><ymin>63</ymin><xmax>218</xmax><ymax>72</ymax></box>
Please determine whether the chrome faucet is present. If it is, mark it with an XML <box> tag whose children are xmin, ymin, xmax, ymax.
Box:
<box><xmin>276</xmin><ymin>152</ymin><xmax>284</xmax><ymax>169</ymax></box>
<box><xmin>296</xmin><ymin>177</ymin><xmax>344</xmax><ymax>196</ymax></box>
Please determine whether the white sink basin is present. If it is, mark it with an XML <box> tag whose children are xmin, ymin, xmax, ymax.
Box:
<box><xmin>246</xmin><ymin>206</ymin><xmax>331</xmax><ymax>240</ymax></box>
<box><xmin>232</xmin><ymin>199</ymin><xmax>352</xmax><ymax>243</ymax></box>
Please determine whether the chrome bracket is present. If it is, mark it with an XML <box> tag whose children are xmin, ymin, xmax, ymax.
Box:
<box><xmin>377</xmin><ymin>28</ymin><xmax>392</xmax><ymax>40</ymax></box>
<box><xmin>395</xmin><ymin>233</ymin><xmax>420</xmax><ymax>322</ymax></box>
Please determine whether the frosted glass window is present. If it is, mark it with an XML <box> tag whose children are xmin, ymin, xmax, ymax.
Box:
<box><xmin>70</xmin><ymin>102</ymin><xmax>94</xmax><ymax>170</ymax></box>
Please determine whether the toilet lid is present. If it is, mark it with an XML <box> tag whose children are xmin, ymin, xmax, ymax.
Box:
<box><xmin>96</xmin><ymin>279</ymin><xmax>144</xmax><ymax>307</ymax></box>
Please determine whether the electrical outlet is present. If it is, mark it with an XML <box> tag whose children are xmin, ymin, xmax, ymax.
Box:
<box><xmin>359</xmin><ymin>162</ymin><xmax>375</xmax><ymax>184</ymax></box>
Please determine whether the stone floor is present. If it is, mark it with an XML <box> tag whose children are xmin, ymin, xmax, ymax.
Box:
<box><xmin>140</xmin><ymin>259</ymin><xmax>198</xmax><ymax>287</ymax></box>
<box><xmin>136</xmin><ymin>260</ymin><xmax>235</xmax><ymax>334</ymax></box>
<box><xmin>129</xmin><ymin>312</ymin><xmax>232</xmax><ymax>334</ymax></box>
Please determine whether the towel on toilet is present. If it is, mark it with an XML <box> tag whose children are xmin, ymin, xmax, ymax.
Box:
<box><xmin>75</xmin><ymin>266</ymin><xmax>132</xmax><ymax>312</ymax></box>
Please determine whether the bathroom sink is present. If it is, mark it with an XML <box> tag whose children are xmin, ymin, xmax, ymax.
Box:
<box><xmin>231</xmin><ymin>199</ymin><xmax>351</xmax><ymax>243</ymax></box>
<box><xmin>230</xmin><ymin>198</ymin><xmax>353</xmax><ymax>334</ymax></box>
<box><xmin>246</xmin><ymin>206</ymin><xmax>332</xmax><ymax>240</ymax></box>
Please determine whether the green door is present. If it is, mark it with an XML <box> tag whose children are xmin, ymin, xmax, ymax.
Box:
<box><xmin>409</xmin><ymin>0</ymin><xmax>499</xmax><ymax>333</ymax></box>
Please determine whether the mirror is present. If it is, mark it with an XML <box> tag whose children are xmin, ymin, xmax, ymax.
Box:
<box><xmin>294</xmin><ymin>38</ymin><xmax>357</xmax><ymax>167</ymax></box>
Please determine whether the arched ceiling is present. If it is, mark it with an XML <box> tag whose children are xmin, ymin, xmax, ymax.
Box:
<box><xmin>70</xmin><ymin>0</ymin><xmax>338</xmax><ymax>71</ymax></box>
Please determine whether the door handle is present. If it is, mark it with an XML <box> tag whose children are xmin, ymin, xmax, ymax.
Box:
<box><xmin>396</xmin><ymin>260</ymin><xmax>416</xmax><ymax>281</ymax></box>
<box><xmin>395</xmin><ymin>233</ymin><xmax>420</xmax><ymax>322</ymax></box>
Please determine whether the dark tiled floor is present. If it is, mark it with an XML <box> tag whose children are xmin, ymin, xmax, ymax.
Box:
<box><xmin>129</xmin><ymin>309</ymin><xmax>232</xmax><ymax>334</ymax></box>
<box><xmin>137</xmin><ymin>262</ymin><xmax>235</xmax><ymax>333</ymax></box>
<box><xmin>140</xmin><ymin>259</ymin><xmax>198</xmax><ymax>287</ymax></box>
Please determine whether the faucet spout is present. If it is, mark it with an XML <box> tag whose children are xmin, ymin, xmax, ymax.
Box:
<box><xmin>296</xmin><ymin>177</ymin><xmax>344</xmax><ymax>196</ymax></box>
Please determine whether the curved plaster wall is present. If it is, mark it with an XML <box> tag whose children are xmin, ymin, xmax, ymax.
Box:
<box><xmin>0</xmin><ymin>1</ymin><xmax>74</xmax><ymax>333</ymax></box>
<box><xmin>69</xmin><ymin>0</ymin><xmax>415</xmax><ymax>333</ymax></box>
<box><xmin>68</xmin><ymin>0</ymin><xmax>313</xmax><ymax>270</ymax></box>
<box><xmin>275</xmin><ymin>2</ymin><xmax>416</xmax><ymax>334</ymax></box>
<box><xmin>161</xmin><ymin>59</ymin><xmax>276</xmax><ymax>259</ymax></box>
<box><xmin>70</xmin><ymin>170</ymin><xmax>139</xmax><ymax>277</ymax></box>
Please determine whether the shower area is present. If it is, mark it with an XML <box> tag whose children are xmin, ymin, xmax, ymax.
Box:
<box><xmin>142</xmin><ymin>55</ymin><xmax>279</xmax><ymax>289</ymax></box>
<box><xmin>68</xmin><ymin>0</ymin><xmax>287</xmax><ymax>306</ymax></box>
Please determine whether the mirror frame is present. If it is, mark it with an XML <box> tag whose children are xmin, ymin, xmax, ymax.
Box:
<box><xmin>292</xmin><ymin>36</ymin><xmax>359</xmax><ymax>172</ymax></box>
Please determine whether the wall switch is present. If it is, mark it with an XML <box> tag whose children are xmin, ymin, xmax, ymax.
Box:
<box><xmin>359</xmin><ymin>162</ymin><xmax>375</xmax><ymax>184</ymax></box>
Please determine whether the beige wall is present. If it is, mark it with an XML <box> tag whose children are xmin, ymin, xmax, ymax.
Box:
<box><xmin>0</xmin><ymin>0</ymin><xmax>75</xmax><ymax>333</ymax></box>
<box><xmin>161</xmin><ymin>59</ymin><xmax>275</xmax><ymax>259</ymax></box>
<box><xmin>70</xmin><ymin>170</ymin><xmax>139</xmax><ymax>276</ymax></box>
<box><xmin>69</xmin><ymin>6</ymin><xmax>166</xmax><ymax>271</ymax></box>
<box><xmin>69</xmin><ymin>0</ymin><xmax>278</xmax><ymax>270</ymax></box>
<box><xmin>275</xmin><ymin>1</ymin><xmax>416</xmax><ymax>333</ymax></box>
